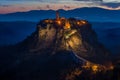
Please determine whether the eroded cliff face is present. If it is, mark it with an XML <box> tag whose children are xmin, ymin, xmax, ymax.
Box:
<box><xmin>0</xmin><ymin>16</ymin><xmax>114</xmax><ymax>80</ymax></box>
<box><xmin>19</xmin><ymin>18</ymin><xmax>109</xmax><ymax>64</ymax></box>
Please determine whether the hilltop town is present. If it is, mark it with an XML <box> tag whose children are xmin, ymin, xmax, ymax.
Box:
<box><xmin>0</xmin><ymin>11</ymin><xmax>118</xmax><ymax>80</ymax></box>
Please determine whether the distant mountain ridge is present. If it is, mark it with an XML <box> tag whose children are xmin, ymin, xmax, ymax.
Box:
<box><xmin>0</xmin><ymin>7</ymin><xmax>120</xmax><ymax>22</ymax></box>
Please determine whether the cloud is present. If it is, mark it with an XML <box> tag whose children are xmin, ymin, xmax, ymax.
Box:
<box><xmin>19</xmin><ymin>7</ymin><xmax>26</xmax><ymax>9</ymax></box>
<box><xmin>0</xmin><ymin>4</ymin><xmax>12</xmax><ymax>7</ymax></box>
<box><xmin>46</xmin><ymin>5</ymin><xmax>50</xmax><ymax>9</ymax></box>
<box><xmin>37</xmin><ymin>6</ymin><xmax>42</xmax><ymax>9</ymax></box>
<box><xmin>100</xmin><ymin>3</ymin><xmax>120</xmax><ymax>8</ymax></box>
<box><xmin>74</xmin><ymin>0</ymin><xmax>102</xmax><ymax>1</ymax></box>
<box><xmin>0</xmin><ymin>0</ymin><xmax>120</xmax><ymax>14</ymax></box>
<box><xmin>103</xmin><ymin>0</ymin><xmax>120</xmax><ymax>3</ymax></box>
<box><xmin>64</xmin><ymin>5</ymin><xmax>70</xmax><ymax>9</ymax></box>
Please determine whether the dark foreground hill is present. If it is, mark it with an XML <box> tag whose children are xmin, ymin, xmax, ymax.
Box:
<box><xmin>0</xmin><ymin>16</ymin><xmax>120</xmax><ymax>80</ymax></box>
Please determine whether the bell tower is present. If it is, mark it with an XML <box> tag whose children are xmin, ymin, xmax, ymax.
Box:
<box><xmin>56</xmin><ymin>11</ymin><xmax>60</xmax><ymax>20</ymax></box>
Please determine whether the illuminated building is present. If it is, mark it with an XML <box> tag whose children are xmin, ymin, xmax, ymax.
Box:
<box><xmin>64</xmin><ymin>20</ymin><xmax>71</xmax><ymax>29</ymax></box>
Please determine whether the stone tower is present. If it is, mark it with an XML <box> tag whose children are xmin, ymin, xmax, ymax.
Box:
<box><xmin>56</xmin><ymin>11</ymin><xmax>60</xmax><ymax>20</ymax></box>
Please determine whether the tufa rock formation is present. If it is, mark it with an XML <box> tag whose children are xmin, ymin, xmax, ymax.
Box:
<box><xmin>19</xmin><ymin>11</ymin><xmax>109</xmax><ymax>64</ymax></box>
<box><xmin>0</xmin><ymin>11</ymin><xmax>114</xmax><ymax>80</ymax></box>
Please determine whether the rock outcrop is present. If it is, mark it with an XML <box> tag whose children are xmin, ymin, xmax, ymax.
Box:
<box><xmin>0</xmin><ymin>12</ymin><xmax>114</xmax><ymax>80</ymax></box>
<box><xmin>18</xmin><ymin>17</ymin><xmax>109</xmax><ymax>64</ymax></box>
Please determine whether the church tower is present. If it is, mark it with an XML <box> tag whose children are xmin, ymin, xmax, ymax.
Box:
<box><xmin>56</xmin><ymin>11</ymin><xmax>60</xmax><ymax>20</ymax></box>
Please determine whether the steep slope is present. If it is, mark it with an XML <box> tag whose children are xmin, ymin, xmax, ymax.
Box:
<box><xmin>18</xmin><ymin>17</ymin><xmax>109</xmax><ymax>64</ymax></box>
<box><xmin>0</xmin><ymin>12</ymin><xmax>114</xmax><ymax>80</ymax></box>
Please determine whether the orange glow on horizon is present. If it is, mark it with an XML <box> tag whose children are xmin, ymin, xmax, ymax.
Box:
<box><xmin>0</xmin><ymin>3</ymin><xmax>120</xmax><ymax>14</ymax></box>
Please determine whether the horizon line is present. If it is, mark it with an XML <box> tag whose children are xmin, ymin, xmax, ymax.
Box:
<box><xmin>0</xmin><ymin>6</ymin><xmax>120</xmax><ymax>14</ymax></box>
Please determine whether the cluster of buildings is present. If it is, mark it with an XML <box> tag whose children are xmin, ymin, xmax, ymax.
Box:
<box><xmin>44</xmin><ymin>11</ymin><xmax>87</xmax><ymax>30</ymax></box>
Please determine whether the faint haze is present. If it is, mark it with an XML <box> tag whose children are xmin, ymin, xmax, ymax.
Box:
<box><xmin>0</xmin><ymin>0</ymin><xmax>120</xmax><ymax>14</ymax></box>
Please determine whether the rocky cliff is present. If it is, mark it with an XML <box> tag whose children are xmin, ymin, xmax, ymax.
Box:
<box><xmin>18</xmin><ymin>17</ymin><xmax>109</xmax><ymax>64</ymax></box>
<box><xmin>0</xmin><ymin>13</ymin><xmax>114</xmax><ymax>80</ymax></box>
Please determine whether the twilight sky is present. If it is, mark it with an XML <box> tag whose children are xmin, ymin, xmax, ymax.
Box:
<box><xmin>0</xmin><ymin>0</ymin><xmax>120</xmax><ymax>14</ymax></box>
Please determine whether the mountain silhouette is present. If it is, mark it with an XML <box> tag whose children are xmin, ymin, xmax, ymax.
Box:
<box><xmin>0</xmin><ymin>7</ymin><xmax>120</xmax><ymax>22</ymax></box>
